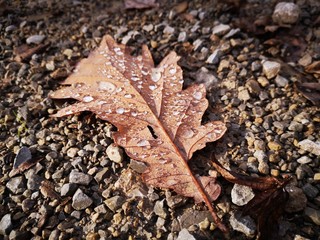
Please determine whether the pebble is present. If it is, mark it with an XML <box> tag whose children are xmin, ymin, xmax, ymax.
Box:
<box><xmin>0</xmin><ymin>214</ymin><xmax>12</xmax><ymax>235</ymax></box>
<box><xmin>176</xmin><ymin>229</ymin><xmax>196</xmax><ymax>240</ymax></box>
<box><xmin>246</xmin><ymin>79</ymin><xmax>261</xmax><ymax>95</ymax></box>
<box><xmin>231</xmin><ymin>184</ymin><xmax>255</xmax><ymax>206</ymax></box>
<box><xmin>294</xmin><ymin>235</ymin><xmax>311</xmax><ymax>240</ymax></box>
<box><xmin>302</xmin><ymin>183</ymin><xmax>319</xmax><ymax>198</ymax></box>
<box><xmin>268</xmin><ymin>141</ymin><xmax>282</xmax><ymax>151</ymax></box>
<box><xmin>163</xmin><ymin>25</ymin><xmax>175</xmax><ymax>35</ymax></box>
<box><xmin>217</xmin><ymin>59</ymin><xmax>230</xmax><ymax>72</ymax></box>
<box><xmin>178</xmin><ymin>31</ymin><xmax>187</xmax><ymax>42</ymax></box>
<box><xmin>67</xmin><ymin>147</ymin><xmax>78</xmax><ymax>158</ymax></box>
<box><xmin>104</xmin><ymin>196</ymin><xmax>125</xmax><ymax>212</ymax></box>
<box><xmin>13</xmin><ymin>146</ymin><xmax>32</xmax><ymax>169</ymax></box>
<box><xmin>257</xmin><ymin>76</ymin><xmax>269</xmax><ymax>87</ymax></box>
<box><xmin>60</xmin><ymin>183</ymin><xmax>77</xmax><ymax>196</ymax></box>
<box><xmin>212</xmin><ymin>24</ymin><xmax>230</xmax><ymax>36</ymax></box>
<box><xmin>206</xmin><ymin>49</ymin><xmax>221</xmax><ymax>64</ymax></box>
<box><xmin>6</xmin><ymin>176</ymin><xmax>26</xmax><ymax>194</ymax></box>
<box><xmin>194</xmin><ymin>67</ymin><xmax>218</xmax><ymax>90</ymax></box>
<box><xmin>262</xmin><ymin>60</ymin><xmax>281</xmax><ymax>79</ymax></box>
<box><xmin>154</xmin><ymin>199</ymin><xmax>167</xmax><ymax>219</ymax></box>
<box><xmin>106</xmin><ymin>144</ymin><xmax>123</xmax><ymax>163</ymax></box>
<box><xmin>298</xmin><ymin>54</ymin><xmax>312</xmax><ymax>67</ymax></box>
<box><xmin>72</xmin><ymin>189</ymin><xmax>93</xmax><ymax>210</ymax></box>
<box><xmin>193</xmin><ymin>39</ymin><xmax>202</xmax><ymax>51</ymax></box>
<box><xmin>272</xmin><ymin>2</ymin><xmax>300</xmax><ymax>25</ymax></box>
<box><xmin>26</xmin><ymin>35</ymin><xmax>46</xmax><ymax>44</ymax></box>
<box><xmin>275</xmin><ymin>75</ymin><xmax>289</xmax><ymax>87</ymax></box>
<box><xmin>314</xmin><ymin>173</ymin><xmax>320</xmax><ymax>181</ymax></box>
<box><xmin>258</xmin><ymin>161</ymin><xmax>270</xmax><ymax>175</ymax></box>
<box><xmin>238</xmin><ymin>89</ymin><xmax>251</xmax><ymax>101</ymax></box>
<box><xmin>298</xmin><ymin>139</ymin><xmax>320</xmax><ymax>156</ymax></box>
<box><xmin>69</xmin><ymin>170</ymin><xmax>92</xmax><ymax>185</ymax></box>
<box><xmin>304</xmin><ymin>207</ymin><xmax>320</xmax><ymax>225</ymax></box>
<box><xmin>297</xmin><ymin>156</ymin><xmax>312</xmax><ymax>164</ymax></box>
<box><xmin>94</xmin><ymin>167</ymin><xmax>109</xmax><ymax>183</ymax></box>
<box><xmin>142</xmin><ymin>24</ymin><xmax>153</xmax><ymax>32</ymax></box>
<box><xmin>229</xmin><ymin>211</ymin><xmax>256</xmax><ymax>237</ymax></box>
<box><xmin>285</xmin><ymin>185</ymin><xmax>307</xmax><ymax>213</ymax></box>
<box><xmin>253</xmin><ymin>150</ymin><xmax>267</xmax><ymax>162</ymax></box>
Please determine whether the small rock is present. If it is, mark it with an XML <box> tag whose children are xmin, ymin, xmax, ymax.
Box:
<box><xmin>262</xmin><ymin>60</ymin><xmax>281</xmax><ymax>79</ymax></box>
<box><xmin>257</xmin><ymin>76</ymin><xmax>269</xmax><ymax>87</ymax></box>
<box><xmin>13</xmin><ymin>146</ymin><xmax>32</xmax><ymax>169</ymax></box>
<box><xmin>176</xmin><ymin>229</ymin><xmax>196</xmax><ymax>240</ymax></box>
<box><xmin>163</xmin><ymin>25</ymin><xmax>175</xmax><ymax>35</ymax></box>
<box><xmin>275</xmin><ymin>75</ymin><xmax>289</xmax><ymax>87</ymax></box>
<box><xmin>217</xmin><ymin>59</ymin><xmax>230</xmax><ymax>72</ymax></box>
<box><xmin>238</xmin><ymin>89</ymin><xmax>250</xmax><ymax>101</ymax></box>
<box><xmin>288</xmin><ymin>121</ymin><xmax>303</xmax><ymax>132</ymax></box>
<box><xmin>94</xmin><ymin>167</ymin><xmax>109</xmax><ymax>183</ymax></box>
<box><xmin>268</xmin><ymin>141</ymin><xmax>282</xmax><ymax>151</ymax></box>
<box><xmin>304</xmin><ymin>207</ymin><xmax>320</xmax><ymax>225</ymax></box>
<box><xmin>298</xmin><ymin>139</ymin><xmax>320</xmax><ymax>156</ymax></box>
<box><xmin>298</xmin><ymin>54</ymin><xmax>312</xmax><ymax>67</ymax></box>
<box><xmin>67</xmin><ymin>147</ymin><xmax>78</xmax><ymax>158</ymax></box>
<box><xmin>48</xmin><ymin>229</ymin><xmax>60</xmax><ymax>240</ymax></box>
<box><xmin>294</xmin><ymin>235</ymin><xmax>311</xmax><ymax>240</ymax></box>
<box><xmin>60</xmin><ymin>183</ymin><xmax>77</xmax><ymax>197</ymax></box>
<box><xmin>104</xmin><ymin>196</ymin><xmax>125</xmax><ymax>212</ymax></box>
<box><xmin>22</xmin><ymin>199</ymin><xmax>36</xmax><ymax>212</ymax></box>
<box><xmin>258</xmin><ymin>161</ymin><xmax>269</xmax><ymax>175</ymax></box>
<box><xmin>69</xmin><ymin>170</ymin><xmax>92</xmax><ymax>185</ymax></box>
<box><xmin>224</xmin><ymin>28</ymin><xmax>240</xmax><ymax>39</ymax></box>
<box><xmin>6</xmin><ymin>176</ymin><xmax>26</xmax><ymax>194</ymax></box>
<box><xmin>63</xmin><ymin>49</ymin><xmax>73</xmax><ymax>59</ymax></box>
<box><xmin>297</xmin><ymin>156</ymin><xmax>312</xmax><ymax>164</ymax></box>
<box><xmin>285</xmin><ymin>185</ymin><xmax>307</xmax><ymax>213</ymax></box>
<box><xmin>302</xmin><ymin>183</ymin><xmax>319</xmax><ymax>198</ymax></box>
<box><xmin>272</xmin><ymin>2</ymin><xmax>300</xmax><ymax>25</ymax></box>
<box><xmin>106</xmin><ymin>144</ymin><xmax>123</xmax><ymax>163</ymax></box>
<box><xmin>206</xmin><ymin>49</ymin><xmax>221</xmax><ymax>64</ymax></box>
<box><xmin>0</xmin><ymin>214</ymin><xmax>12</xmax><ymax>235</ymax></box>
<box><xmin>26</xmin><ymin>35</ymin><xmax>45</xmax><ymax>44</ymax></box>
<box><xmin>154</xmin><ymin>199</ymin><xmax>167</xmax><ymax>219</ymax></box>
<box><xmin>246</xmin><ymin>79</ymin><xmax>261</xmax><ymax>95</ymax></box>
<box><xmin>178</xmin><ymin>32</ymin><xmax>187</xmax><ymax>42</ymax></box>
<box><xmin>314</xmin><ymin>173</ymin><xmax>320</xmax><ymax>181</ymax></box>
<box><xmin>72</xmin><ymin>189</ymin><xmax>93</xmax><ymax>210</ymax></box>
<box><xmin>212</xmin><ymin>24</ymin><xmax>230</xmax><ymax>36</ymax></box>
<box><xmin>193</xmin><ymin>67</ymin><xmax>218</xmax><ymax>90</ymax></box>
<box><xmin>229</xmin><ymin>211</ymin><xmax>256</xmax><ymax>237</ymax></box>
<box><xmin>142</xmin><ymin>24</ymin><xmax>153</xmax><ymax>32</ymax></box>
<box><xmin>253</xmin><ymin>150</ymin><xmax>267</xmax><ymax>162</ymax></box>
<box><xmin>231</xmin><ymin>184</ymin><xmax>255</xmax><ymax>206</ymax></box>
<box><xmin>193</xmin><ymin>39</ymin><xmax>202</xmax><ymax>51</ymax></box>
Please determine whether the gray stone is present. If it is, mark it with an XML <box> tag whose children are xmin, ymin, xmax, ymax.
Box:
<box><xmin>212</xmin><ymin>24</ymin><xmax>230</xmax><ymax>36</ymax></box>
<box><xmin>22</xmin><ymin>199</ymin><xmax>36</xmax><ymax>212</ymax></box>
<box><xmin>231</xmin><ymin>184</ymin><xmax>255</xmax><ymax>206</ymax></box>
<box><xmin>66</xmin><ymin>147</ymin><xmax>78</xmax><ymax>158</ymax></box>
<box><xmin>272</xmin><ymin>2</ymin><xmax>300</xmax><ymax>25</ymax></box>
<box><xmin>60</xmin><ymin>183</ymin><xmax>77</xmax><ymax>197</ymax></box>
<box><xmin>285</xmin><ymin>185</ymin><xmax>307</xmax><ymax>213</ymax></box>
<box><xmin>262</xmin><ymin>60</ymin><xmax>281</xmax><ymax>79</ymax></box>
<box><xmin>72</xmin><ymin>189</ymin><xmax>93</xmax><ymax>210</ymax></box>
<box><xmin>26</xmin><ymin>35</ymin><xmax>46</xmax><ymax>44</ymax></box>
<box><xmin>0</xmin><ymin>214</ymin><xmax>12</xmax><ymax>235</ymax></box>
<box><xmin>193</xmin><ymin>67</ymin><xmax>218</xmax><ymax>90</ymax></box>
<box><xmin>69</xmin><ymin>170</ymin><xmax>92</xmax><ymax>185</ymax></box>
<box><xmin>206</xmin><ymin>49</ymin><xmax>221</xmax><ymax>64</ymax></box>
<box><xmin>6</xmin><ymin>176</ymin><xmax>26</xmax><ymax>194</ymax></box>
<box><xmin>238</xmin><ymin>89</ymin><xmax>251</xmax><ymax>101</ymax></box>
<box><xmin>229</xmin><ymin>211</ymin><xmax>256</xmax><ymax>237</ymax></box>
<box><xmin>297</xmin><ymin>156</ymin><xmax>312</xmax><ymax>164</ymax></box>
<box><xmin>253</xmin><ymin>150</ymin><xmax>267</xmax><ymax>162</ymax></box>
<box><xmin>154</xmin><ymin>199</ymin><xmax>167</xmax><ymax>219</ymax></box>
<box><xmin>275</xmin><ymin>75</ymin><xmax>289</xmax><ymax>87</ymax></box>
<box><xmin>288</xmin><ymin>121</ymin><xmax>303</xmax><ymax>132</ymax></box>
<box><xmin>298</xmin><ymin>139</ymin><xmax>320</xmax><ymax>156</ymax></box>
<box><xmin>178</xmin><ymin>32</ymin><xmax>187</xmax><ymax>42</ymax></box>
<box><xmin>302</xmin><ymin>183</ymin><xmax>319</xmax><ymax>198</ymax></box>
<box><xmin>48</xmin><ymin>229</ymin><xmax>60</xmax><ymax>240</ymax></box>
<box><xmin>106</xmin><ymin>144</ymin><xmax>123</xmax><ymax>163</ymax></box>
<box><xmin>104</xmin><ymin>196</ymin><xmax>125</xmax><ymax>212</ymax></box>
<box><xmin>94</xmin><ymin>167</ymin><xmax>109</xmax><ymax>183</ymax></box>
<box><xmin>142</xmin><ymin>24</ymin><xmax>153</xmax><ymax>32</ymax></box>
<box><xmin>163</xmin><ymin>25</ymin><xmax>175</xmax><ymax>35</ymax></box>
<box><xmin>304</xmin><ymin>207</ymin><xmax>320</xmax><ymax>225</ymax></box>
<box><xmin>13</xmin><ymin>146</ymin><xmax>31</xmax><ymax>169</ymax></box>
<box><xmin>176</xmin><ymin>229</ymin><xmax>196</xmax><ymax>240</ymax></box>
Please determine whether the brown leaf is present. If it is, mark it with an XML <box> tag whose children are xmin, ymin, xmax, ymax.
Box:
<box><xmin>50</xmin><ymin>35</ymin><xmax>227</xmax><ymax>231</ymax></box>
<box><xmin>124</xmin><ymin>0</ymin><xmax>159</xmax><ymax>9</ymax></box>
<box><xmin>295</xmin><ymin>82</ymin><xmax>320</xmax><ymax>105</ymax></box>
<box><xmin>14</xmin><ymin>43</ymin><xmax>49</xmax><ymax>62</ymax></box>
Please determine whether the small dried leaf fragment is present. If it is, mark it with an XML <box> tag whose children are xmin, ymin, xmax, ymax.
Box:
<box><xmin>50</xmin><ymin>35</ymin><xmax>227</xmax><ymax>231</ymax></box>
<box><xmin>295</xmin><ymin>82</ymin><xmax>320</xmax><ymax>105</ymax></box>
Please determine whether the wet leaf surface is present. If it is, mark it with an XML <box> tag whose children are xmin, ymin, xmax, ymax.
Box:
<box><xmin>50</xmin><ymin>35</ymin><xmax>227</xmax><ymax>231</ymax></box>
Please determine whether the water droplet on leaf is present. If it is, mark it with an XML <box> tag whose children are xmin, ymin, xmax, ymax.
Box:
<box><xmin>137</xmin><ymin>139</ymin><xmax>150</xmax><ymax>147</ymax></box>
<box><xmin>193</xmin><ymin>92</ymin><xmax>202</xmax><ymax>100</ymax></box>
<box><xmin>83</xmin><ymin>95</ymin><xmax>94</xmax><ymax>102</ymax></box>
<box><xmin>151</xmin><ymin>68</ymin><xmax>161</xmax><ymax>82</ymax></box>
<box><xmin>116</xmin><ymin>108</ymin><xmax>125</xmax><ymax>114</ymax></box>
<box><xmin>169</xmin><ymin>68</ymin><xmax>176</xmax><ymax>74</ymax></box>
<box><xmin>182</xmin><ymin>129</ymin><xmax>195</xmax><ymax>138</ymax></box>
<box><xmin>98</xmin><ymin>81</ymin><xmax>116</xmax><ymax>92</ymax></box>
<box><xmin>149</xmin><ymin>85</ymin><xmax>157</xmax><ymax>90</ymax></box>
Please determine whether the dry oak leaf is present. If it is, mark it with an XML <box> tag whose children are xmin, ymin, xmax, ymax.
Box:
<box><xmin>50</xmin><ymin>35</ymin><xmax>227</xmax><ymax>231</ymax></box>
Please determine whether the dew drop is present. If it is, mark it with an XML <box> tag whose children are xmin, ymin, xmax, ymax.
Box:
<box><xmin>98</xmin><ymin>100</ymin><xmax>107</xmax><ymax>105</ymax></box>
<box><xmin>83</xmin><ymin>95</ymin><xmax>94</xmax><ymax>102</ymax></box>
<box><xmin>65</xmin><ymin>110</ymin><xmax>73</xmax><ymax>115</ymax></box>
<box><xmin>141</xmin><ymin>70</ymin><xmax>148</xmax><ymax>75</ymax></box>
<box><xmin>98</xmin><ymin>81</ymin><xmax>116</xmax><ymax>92</ymax></box>
<box><xmin>151</xmin><ymin>68</ymin><xmax>162</xmax><ymax>82</ymax></box>
<box><xmin>116</xmin><ymin>108</ymin><xmax>125</xmax><ymax>114</ymax></box>
<box><xmin>159</xmin><ymin>158</ymin><xmax>171</xmax><ymax>164</ymax></box>
<box><xmin>131</xmin><ymin>112</ymin><xmax>138</xmax><ymax>117</ymax></box>
<box><xmin>131</xmin><ymin>76</ymin><xmax>140</xmax><ymax>81</ymax></box>
<box><xmin>149</xmin><ymin>85</ymin><xmax>157</xmax><ymax>91</ymax></box>
<box><xmin>178</xmin><ymin>79</ymin><xmax>184</xmax><ymax>84</ymax></box>
<box><xmin>137</xmin><ymin>139</ymin><xmax>150</xmax><ymax>147</ymax></box>
<box><xmin>173</xmin><ymin>111</ymin><xmax>180</xmax><ymax>116</ymax></box>
<box><xmin>116</xmin><ymin>87</ymin><xmax>123</xmax><ymax>93</ymax></box>
<box><xmin>182</xmin><ymin>129</ymin><xmax>195</xmax><ymax>139</ymax></box>
<box><xmin>193</xmin><ymin>92</ymin><xmax>202</xmax><ymax>100</ymax></box>
<box><xmin>124</xmin><ymin>94</ymin><xmax>132</xmax><ymax>98</ymax></box>
<box><xmin>169</xmin><ymin>68</ymin><xmax>176</xmax><ymax>74</ymax></box>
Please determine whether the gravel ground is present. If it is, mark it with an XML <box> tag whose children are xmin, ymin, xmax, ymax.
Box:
<box><xmin>0</xmin><ymin>0</ymin><xmax>320</xmax><ymax>239</ymax></box>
